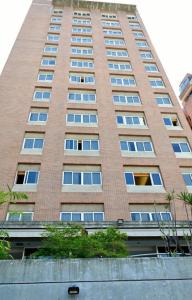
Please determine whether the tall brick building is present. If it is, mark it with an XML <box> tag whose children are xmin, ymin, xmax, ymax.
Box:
<box><xmin>179</xmin><ymin>73</ymin><xmax>192</xmax><ymax>129</ymax></box>
<box><xmin>0</xmin><ymin>0</ymin><xmax>192</xmax><ymax>257</ymax></box>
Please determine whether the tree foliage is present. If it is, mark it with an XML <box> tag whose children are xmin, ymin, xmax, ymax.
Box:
<box><xmin>33</xmin><ymin>225</ymin><xmax>128</xmax><ymax>259</ymax></box>
<box><xmin>0</xmin><ymin>186</ymin><xmax>28</xmax><ymax>205</ymax></box>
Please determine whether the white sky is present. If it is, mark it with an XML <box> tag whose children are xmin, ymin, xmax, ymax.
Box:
<box><xmin>0</xmin><ymin>0</ymin><xmax>192</xmax><ymax>96</ymax></box>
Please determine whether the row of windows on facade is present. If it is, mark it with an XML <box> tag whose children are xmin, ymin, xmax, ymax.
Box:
<box><xmin>32</xmin><ymin>89</ymin><xmax>173</xmax><ymax>106</ymax></box>
<box><xmin>14</xmin><ymin>168</ymin><xmax>192</xmax><ymax>188</ymax></box>
<box><xmin>6</xmin><ymin>211</ymin><xmax>171</xmax><ymax>222</ymax></box>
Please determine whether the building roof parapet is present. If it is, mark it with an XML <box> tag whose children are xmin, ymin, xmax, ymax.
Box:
<box><xmin>52</xmin><ymin>0</ymin><xmax>136</xmax><ymax>13</ymax></box>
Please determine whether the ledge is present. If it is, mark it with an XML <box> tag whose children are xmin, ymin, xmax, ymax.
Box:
<box><xmin>52</xmin><ymin>0</ymin><xmax>136</xmax><ymax>13</ymax></box>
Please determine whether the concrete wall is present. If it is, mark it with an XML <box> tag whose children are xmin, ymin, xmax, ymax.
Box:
<box><xmin>0</xmin><ymin>258</ymin><xmax>192</xmax><ymax>300</ymax></box>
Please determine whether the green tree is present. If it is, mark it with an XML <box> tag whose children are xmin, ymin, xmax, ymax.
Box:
<box><xmin>33</xmin><ymin>224</ymin><xmax>128</xmax><ymax>259</ymax></box>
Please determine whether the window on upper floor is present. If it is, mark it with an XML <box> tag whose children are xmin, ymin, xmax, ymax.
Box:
<box><xmin>155</xmin><ymin>94</ymin><xmax>172</xmax><ymax>107</ymax></box>
<box><xmin>171</xmin><ymin>138</ymin><xmax>192</xmax><ymax>158</ymax></box>
<box><xmin>38</xmin><ymin>71</ymin><xmax>54</xmax><ymax>82</ymax></box>
<box><xmin>51</xmin><ymin>17</ymin><xmax>62</xmax><ymax>23</ymax></box>
<box><xmin>140</xmin><ymin>51</ymin><xmax>153</xmax><ymax>60</ymax></box>
<box><xmin>44</xmin><ymin>44</ymin><xmax>58</xmax><ymax>53</ymax></box>
<box><xmin>53</xmin><ymin>8</ymin><xmax>63</xmax><ymax>15</ymax></box>
<box><xmin>102</xmin><ymin>13</ymin><xmax>117</xmax><ymax>19</ymax></box>
<box><xmin>60</xmin><ymin>204</ymin><xmax>104</xmax><ymax>222</ymax></box>
<box><xmin>21</xmin><ymin>133</ymin><xmax>45</xmax><ymax>154</ymax></box>
<box><xmin>66</xmin><ymin>110</ymin><xmax>98</xmax><ymax>126</ymax></box>
<box><xmin>71</xmin><ymin>46</ymin><xmax>93</xmax><ymax>55</ymax></box>
<box><xmin>107</xmin><ymin>49</ymin><xmax>128</xmax><ymax>57</ymax></box>
<box><xmin>129</xmin><ymin>22</ymin><xmax>141</xmax><ymax>29</ymax></box>
<box><xmin>113</xmin><ymin>92</ymin><xmax>141</xmax><ymax>105</ymax></box>
<box><xmin>116</xmin><ymin>113</ymin><xmax>147</xmax><ymax>128</ymax></box>
<box><xmin>64</xmin><ymin>134</ymin><xmax>99</xmax><ymax>153</ymax></box>
<box><xmin>6</xmin><ymin>212</ymin><xmax>33</xmax><ymax>222</ymax></box>
<box><xmin>72</xmin><ymin>27</ymin><xmax>92</xmax><ymax>34</ymax></box>
<box><xmin>127</xmin><ymin>15</ymin><xmax>137</xmax><ymax>20</ymax></box>
<box><xmin>182</xmin><ymin>169</ymin><xmax>192</xmax><ymax>189</ymax></box>
<box><xmin>149</xmin><ymin>77</ymin><xmax>165</xmax><ymax>88</ymax></box>
<box><xmin>73</xmin><ymin>18</ymin><xmax>91</xmax><ymax>25</ymax></box>
<box><xmin>47</xmin><ymin>34</ymin><xmax>60</xmax><ymax>41</ymax></box>
<box><xmin>49</xmin><ymin>25</ymin><xmax>61</xmax><ymax>31</ymax></box>
<box><xmin>103</xmin><ymin>29</ymin><xmax>122</xmax><ymax>36</ymax></box>
<box><xmin>162</xmin><ymin>114</ymin><xmax>182</xmax><ymax>129</ymax></box>
<box><xmin>41</xmin><ymin>57</ymin><xmax>56</xmax><ymax>66</ymax></box>
<box><xmin>104</xmin><ymin>38</ymin><xmax>125</xmax><ymax>46</ymax></box>
<box><xmin>120</xmin><ymin>136</ymin><xmax>154</xmax><ymax>157</ymax></box>
<box><xmin>144</xmin><ymin>63</ymin><xmax>158</xmax><ymax>73</ymax></box>
<box><xmin>108</xmin><ymin>61</ymin><xmax>132</xmax><ymax>71</ymax></box>
<box><xmin>71</xmin><ymin>36</ymin><xmax>92</xmax><ymax>43</ymax></box>
<box><xmin>102</xmin><ymin>21</ymin><xmax>120</xmax><ymax>27</ymax></box>
<box><xmin>136</xmin><ymin>40</ymin><xmax>148</xmax><ymax>48</ymax></box>
<box><xmin>131</xmin><ymin>211</ymin><xmax>172</xmax><ymax>222</ymax></box>
<box><xmin>73</xmin><ymin>11</ymin><xmax>90</xmax><ymax>17</ymax></box>
<box><xmin>68</xmin><ymin>90</ymin><xmax>96</xmax><ymax>103</ymax></box>
<box><xmin>71</xmin><ymin>59</ymin><xmax>94</xmax><ymax>69</ymax></box>
<box><xmin>69</xmin><ymin>73</ymin><xmax>95</xmax><ymax>84</ymax></box>
<box><xmin>62</xmin><ymin>165</ymin><xmax>102</xmax><ymax>192</ymax></box>
<box><xmin>110</xmin><ymin>75</ymin><xmax>136</xmax><ymax>87</ymax></box>
<box><xmin>13</xmin><ymin>164</ymin><xmax>40</xmax><ymax>192</ymax></box>
<box><xmin>28</xmin><ymin>109</ymin><xmax>48</xmax><ymax>124</ymax></box>
<box><xmin>33</xmin><ymin>88</ymin><xmax>51</xmax><ymax>102</ymax></box>
<box><xmin>133</xmin><ymin>31</ymin><xmax>144</xmax><ymax>38</ymax></box>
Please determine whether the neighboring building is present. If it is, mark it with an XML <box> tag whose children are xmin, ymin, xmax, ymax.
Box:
<box><xmin>179</xmin><ymin>73</ymin><xmax>192</xmax><ymax>129</ymax></box>
<box><xmin>0</xmin><ymin>0</ymin><xmax>192</xmax><ymax>258</ymax></box>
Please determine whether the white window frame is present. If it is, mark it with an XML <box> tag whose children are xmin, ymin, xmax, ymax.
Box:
<box><xmin>72</xmin><ymin>27</ymin><xmax>92</xmax><ymax>34</ymax></box>
<box><xmin>6</xmin><ymin>212</ymin><xmax>34</xmax><ymax>222</ymax></box>
<box><xmin>129</xmin><ymin>22</ymin><xmax>141</xmax><ymax>29</ymax></box>
<box><xmin>149</xmin><ymin>78</ymin><xmax>165</xmax><ymax>88</ymax></box>
<box><xmin>104</xmin><ymin>39</ymin><xmax>125</xmax><ymax>46</ymax></box>
<box><xmin>127</xmin><ymin>15</ymin><xmax>137</xmax><ymax>20</ymax></box>
<box><xmin>64</xmin><ymin>139</ymin><xmax>100</xmax><ymax>151</ymax></box>
<box><xmin>102</xmin><ymin>13</ymin><xmax>117</xmax><ymax>19</ymax></box>
<box><xmin>73</xmin><ymin>19</ymin><xmax>91</xmax><ymax>25</ymax></box>
<box><xmin>22</xmin><ymin>138</ymin><xmax>44</xmax><ymax>150</ymax></box>
<box><xmin>103</xmin><ymin>29</ymin><xmax>122</xmax><ymax>36</ymax></box>
<box><xmin>44</xmin><ymin>45</ymin><xmax>58</xmax><ymax>53</ymax></box>
<box><xmin>62</xmin><ymin>171</ymin><xmax>102</xmax><ymax>185</ymax></box>
<box><xmin>111</xmin><ymin>76</ymin><xmax>136</xmax><ymax>87</ymax></box>
<box><xmin>60</xmin><ymin>211</ymin><xmax>104</xmax><ymax>222</ymax></box>
<box><xmin>53</xmin><ymin>9</ymin><xmax>63</xmax><ymax>15</ymax></box>
<box><xmin>73</xmin><ymin>11</ymin><xmax>90</xmax><ymax>17</ymax></box>
<box><xmin>140</xmin><ymin>51</ymin><xmax>153</xmax><ymax>60</ymax></box>
<box><xmin>136</xmin><ymin>40</ymin><xmax>148</xmax><ymax>48</ymax></box>
<box><xmin>130</xmin><ymin>212</ymin><xmax>172</xmax><ymax>222</ymax></box>
<box><xmin>47</xmin><ymin>34</ymin><xmax>60</xmax><ymax>41</ymax></box>
<box><xmin>102</xmin><ymin>21</ymin><xmax>120</xmax><ymax>27</ymax></box>
<box><xmin>49</xmin><ymin>25</ymin><xmax>61</xmax><ymax>31</ymax></box>
<box><xmin>182</xmin><ymin>173</ymin><xmax>192</xmax><ymax>186</ymax></box>
<box><xmin>163</xmin><ymin>116</ymin><xmax>181</xmax><ymax>128</ymax></box>
<box><xmin>108</xmin><ymin>62</ymin><xmax>132</xmax><ymax>71</ymax></box>
<box><xmin>33</xmin><ymin>90</ymin><xmax>51</xmax><ymax>101</ymax></box>
<box><xmin>133</xmin><ymin>31</ymin><xmax>144</xmax><ymax>38</ymax></box>
<box><xmin>156</xmin><ymin>94</ymin><xmax>172</xmax><ymax>106</ymax></box>
<box><xmin>71</xmin><ymin>47</ymin><xmax>93</xmax><ymax>55</ymax></box>
<box><xmin>117</xmin><ymin>115</ymin><xmax>146</xmax><ymax>126</ymax></box>
<box><xmin>113</xmin><ymin>94</ymin><xmax>141</xmax><ymax>105</ymax></box>
<box><xmin>68</xmin><ymin>92</ymin><xmax>96</xmax><ymax>103</ymax></box>
<box><xmin>171</xmin><ymin>142</ymin><xmax>191</xmax><ymax>153</ymax></box>
<box><xmin>51</xmin><ymin>17</ymin><xmax>62</xmax><ymax>23</ymax></box>
<box><xmin>107</xmin><ymin>49</ymin><xmax>128</xmax><ymax>57</ymax></box>
<box><xmin>70</xmin><ymin>60</ymin><xmax>94</xmax><ymax>69</ymax></box>
<box><xmin>28</xmin><ymin>112</ymin><xmax>48</xmax><ymax>123</ymax></box>
<box><xmin>120</xmin><ymin>140</ymin><xmax>154</xmax><ymax>152</ymax></box>
<box><xmin>37</xmin><ymin>72</ymin><xmax>54</xmax><ymax>82</ymax></box>
<box><xmin>69</xmin><ymin>74</ymin><xmax>95</xmax><ymax>84</ymax></box>
<box><xmin>66</xmin><ymin>113</ymin><xmax>98</xmax><ymax>124</ymax></box>
<box><xmin>145</xmin><ymin>63</ymin><xmax>158</xmax><ymax>73</ymax></box>
<box><xmin>124</xmin><ymin>171</ymin><xmax>163</xmax><ymax>186</ymax></box>
<box><xmin>41</xmin><ymin>58</ymin><xmax>56</xmax><ymax>66</ymax></box>
<box><xmin>15</xmin><ymin>170</ymin><xmax>40</xmax><ymax>185</ymax></box>
<box><xmin>71</xmin><ymin>36</ymin><xmax>92</xmax><ymax>44</ymax></box>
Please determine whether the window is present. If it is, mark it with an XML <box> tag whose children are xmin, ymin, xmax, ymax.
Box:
<box><xmin>33</xmin><ymin>88</ymin><xmax>51</xmax><ymax>101</ymax></box>
<box><xmin>38</xmin><ymin>71</ymin><xmax>54</xmax><ymax>82</ymax></box>
<box><xmin>44</xmin><ymin>45</ymin><xmax>58</xmax><ymax>53</ymax></box>
<box><xmin>107</xmin><ymin>49</ymin><xmax>128</xmax><ymax>57</ymax></box>
<box><xmin>108</xmin><ymin>62</ymin><xmax>132</xmax><ymax>71</ymax></box>
<box><xmin>47</xmin><ymin>34</ymin><xmax>60</xmax><ymax>41</ymax></box>
<box><xmin>172</xmin><ymin>142</ymin><xmax>191</xmax><ymax>153</ymax></box>
<box><xmin>72</xmin><ymin>27</ymin><xmax>92</xmax><ymax>34</ymax></box>
<box><xmin>71</xmin><ymin>59</ymin><xmax>94</xmax><ymax>68</ymax></box>
<box><xmin>53</xmin><ymin>9</ymin><xmax>63</xmax><ymax>15</ymax></box>
<box><xmin>117</xmin><ymin>114</ymin><xmax>146</xmax><ymax>127</ymax></box>
<box><xmin>6</xmin><ymin>212</ymin><xmax>33</xmax><ymax>222</ymax></box>
<box><xmin>111</xmin><ymin>76</ymin><xmax>136</xmax><ymax>87</ymax></box>
<box><xmin>131</xmin><ymin>212</ymin><xmax>172</xmax><ymax>222</ymax></box>
<box><xmin>102</xmin><ymin>21</ymin><xmax>120</xmax><ymax>27</ymax></box>
<box><xmin>102</xmin><ymin>13</ymin><xmax>117</xmax><ymax>19</ymax></box>
<box><xmin>60</xmin><ymin>212</ymin><xmax>104</xmax><ymax>222</ymax></box>
<box><xmin>120</xmin><ymin>140</ymin><xmax>153</xmax><ymax>152</ymax></box>
<box><xmin>69</xmin><ymin>73</ymin><xmax>95</xmax><ymax>84</ymax></box>
<box><xmin>144</xmin><ymin>63</ymin><xmax>158</xmax><ymax>73</ymax></box>
<box><xmin>71</xmin><ymin>36</ymin><xmax>92</xmax><ymax>43</ymax></box>
<box><xmin>67</xmin><ymin>112</ymin><xmax>97</xmax><ymax>125</ymax></box>
<box><xmin>125</xmin><ymin>171</ymin><xmax>163</xmax><ymax>186</ymax></box>
<box><xmin>49</xmin><ymin>25</ymin><xmax>61</xmax><ymax>31</ymax></box>
<box><xmin>129</xmin><ymin>22</ymin><xmax>141</xmax><ymax>29</ymax></box>
<box><xmin>73</xmin><ymin>11</ymin><xmax>90</xmax><ymax>17</ymax></box>
<box><xmin>136</xmin><ymin>40</ymin><xmax>148</xmax><ymax>48</ymax></box>
<box><xmin>113</xmin><ymin>93</ymin><xmax>141</xmax><ymax>105</ymax></box>
<box><xmin>149</xmin><ymin>77</ymin><xmax>165</xmax><ymax>88</ymax></box>
<box><xmin>127</xmin><ymin>15</ymin><xmax>137</xmax><ymax>20</ymax></box>
<box><xmin>15</xmin><ymin>170</ymin><xmax>39</xmax><ymax>185</ymax></box>
<box><xmin>104</xmin><ymin>39</ymin><xmax>125</xmax><ymax>46</ymax></box>
<box><xmin>140</xmin><ymin>51</ymin><xmax>153</xmax><ymax>60</ymax></box>
<box><xmin>73</xmin><ymin>19</ymin><xmax>91</xmax><ymax>25</ymax></box>
<box><xmin>103</xmin><ymin>29</ymin><xmax>122</xmax><ymax>35</ymax></box>
<box><xmin>155</xmin><ymin>94</ymin><xmax>172</xmax><ymax>106</ymax></box>
<box><xmin>133</xmin><ymin>31</ymin><xmax>144</xmax><ymax>38</ymax></box>
<box><xmin>162</xmin><ymin>114</ymin><xmax>181</xmax><ymax>129</ymax></box>
<box><xmin>63</xmin><ymin>171</ymin><xmax>101</xmax><ymax>185</ymax></box>
<box><xmin>68</xmin><ymin>90</ymin><xmax>96</xmax><ymax>103</ymax></box>
<box><xmin>182</xmin><ymin>173</ymin><xmax>192</xmax><ymax>186</ymax></box>
<box><xmin>28</xmin><ymin>111</ymin><xmax>48</xmax><ymax>124</ymax></box>
<box><xmin>41</xmin><ymin>57</ymin><xmax>56</xmax><ymax>66</ymax></box>
<box><xmin>71</xmin><ymin>47</ymin><xmax>93</xmax><ymax>55</ymax></box>
<box><xmin>22</xmin><ymin>137</ymin><xmax>44</xmax><ymax>151</ymax></box>
<box><xmin>64</xmin><ymin>138</ymin><xmax>99</xmax><ymax>151</ymax></box>
<box><xmin>51</xmin><ymin>17</ymin><xmax>62</xmax><ymax>23</ymax></box>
